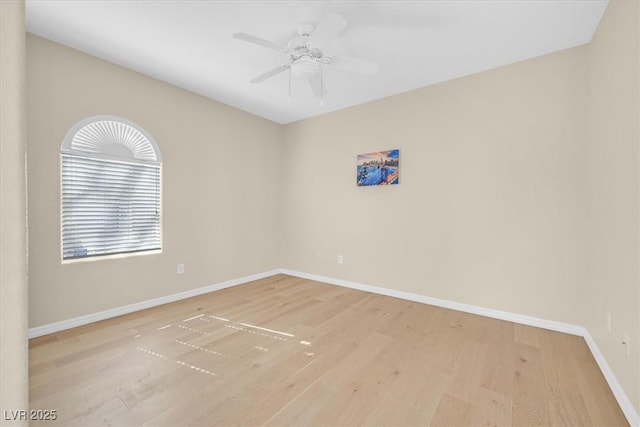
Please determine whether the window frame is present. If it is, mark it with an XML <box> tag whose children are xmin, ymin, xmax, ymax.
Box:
<box><xmin>60</xmin><ymin>116</ymin><xmax>163</xmax><ymax>263</ymax></box>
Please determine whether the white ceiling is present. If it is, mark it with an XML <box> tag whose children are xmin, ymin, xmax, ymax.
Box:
<box><xmin>26</xmin><ymin>0</ymin><xmax>608</xmax><ymax>124</ymax></box>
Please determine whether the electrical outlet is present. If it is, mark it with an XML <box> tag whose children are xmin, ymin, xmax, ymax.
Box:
<box><xmin>338</xmin><ymin>255</ymin><xmax>343</xmax><ymax>264</ymax></box>
<box><xmin>622</xmin><ymin>332</ymin><xmax>630</xmax><ymax>357</ymax></box>
<box><xmin>177</xmin><ymin>263</ymin><xmax>185</xmax><ymax>274</ymax></box>
<box><xmin>607</xmin><ymin>312</ymin><xmax>612</xmax><ymax>333</ymax></box>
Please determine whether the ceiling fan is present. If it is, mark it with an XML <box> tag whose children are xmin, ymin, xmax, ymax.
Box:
<box><xmin>233</xmin><ymin>13</ymin><xmax>379</xmax><ymax>99</ymax></box>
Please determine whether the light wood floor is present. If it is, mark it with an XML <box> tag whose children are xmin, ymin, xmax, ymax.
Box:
<box><xmin>29</xmin><ymin>274</ymin><xmax>628</xmax><ymax>426</ymax></box>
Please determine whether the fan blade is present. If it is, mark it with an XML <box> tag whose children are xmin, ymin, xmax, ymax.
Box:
<box><xmin>250</xmin><ymin>64</ymin><xmax>289</xmax><ymax>84</ymax></box>
<box><xmin>332</xmin><ymin>56</ymin><xmax>379</xmax><ymax>75</ymax></box>
<box><xmin>308</xmin><ymin>12</ymin><xmax>347</xmax><ymax>44</ymax></box>
<box><xmin>307</xmin><ymin>73</ymin><xmax>328</xmax><ymax>97</ymax></box>
<box><xmin>233</xmin><ymin>32</ymin><xmax>284</xmax><ymax>52</ymax></box>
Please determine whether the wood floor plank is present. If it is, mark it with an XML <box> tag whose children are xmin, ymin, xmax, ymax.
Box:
<box><xmin>362</xmin><ymin>366</ymin><xmax>450</xmax><ymax>426</ymax></box>
<box><xmin>314</xmin><ymin>334</ymin><xmax>397</xmax><ymax>423</ymax></box>
<box><xmin>571</xmin><ymin>356</ymin><xmax>629</xmax><ymax>426</ymax></box>
<box><xmin>430</xmin><ymin>393</ymin><xmax>473</xmax><ymax>427</ymax></box>
<box><xmin>28</xmin><ymin>274</ymin><xmax>629</xmax><ymax>426</ymax></box>
<box><xmin>514</xmin><ymin>323</ymin><xmax>540</xmax><ymax>348</ymax></box>
<box><xmin>511</xmin><ymin>343</ymin><xmax>549</xmax><ymax>426</ymax></box>
<box><xmin>479</xmin><ymin>341</ymin><xmax>516</xmax><ymax>397</ymax></box>
<box><xmin>467</xmin><ymin>387</ymin><xmax>512</xmax><ymax>427</ymax></box>
<box><xmin>446</xmin><ymin>338</ymin><xmax>491</xmax><ymax>403</ymax></box>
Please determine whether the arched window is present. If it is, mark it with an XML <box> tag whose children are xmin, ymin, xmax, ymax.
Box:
<box><xmin>61</xmin><ymin>116</ymin><xmax>162</xmax><ymax>261</ymax></box>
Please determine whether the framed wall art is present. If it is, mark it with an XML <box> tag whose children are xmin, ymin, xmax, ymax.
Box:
<box><xmin>357</xmin><ymin>149</ymin><xmax>399</xmax><ymax>187</ymax></box>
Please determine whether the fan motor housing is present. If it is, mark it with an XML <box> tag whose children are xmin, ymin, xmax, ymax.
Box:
<box><xmin>291</xmin><ymin>59</ymin><xmax>320</xmax><ymax>79</ymax></box>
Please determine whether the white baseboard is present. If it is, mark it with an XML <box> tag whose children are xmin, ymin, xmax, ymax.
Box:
<box><xmin>280</xmin><ymin>269</ymin><xmax>586</xmax><ymax>335</ymax></box>
<box><xmin>583</xmin><ymin>331</ymin><xmax>640</xmax><ymax>427</ymax></box>
<box><xmin>28</xmin><ymin>267</ymin><xmax>639</xmax><ymax>426</ymax></box>
<box><xmin>280</xmin><ymin>268</ymin><xmax>640</xmax><ymax>427</ymax></box>
<box><xmin>27</xmin><ymin>269</ymin><xmax>281</xmax><ymax>339</ymax></box>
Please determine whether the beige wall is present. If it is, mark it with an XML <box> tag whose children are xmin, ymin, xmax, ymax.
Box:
<box><xmin>1</xmin><ymin>0</ymin><xmax>29</xmax><ymax>424</ymax></box>
<box><xmin>283</xmin><ymin>45</ymin><xmax>590</xmax><ymax>325</ymax></box>
<box><xmin>26</xmin><ymin>35</ymin><xmax>284</xmax><ymax>327</ymax></box>
<box><xmin>586</xmin><ymin>0</ymin><xmax>640</xmax><ymax>412</ymax></box>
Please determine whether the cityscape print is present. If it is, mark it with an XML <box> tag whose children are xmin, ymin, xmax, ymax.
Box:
<box><xmin>357</xmin><ymin>149</ymin><xmax>399</xmax><ymax>187</ymax></box>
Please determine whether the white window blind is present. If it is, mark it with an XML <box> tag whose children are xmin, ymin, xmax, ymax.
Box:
<box><xmin>61</xmin><ymin>117</ymin><xmax>162</xmax><ymax>261</ymax></box>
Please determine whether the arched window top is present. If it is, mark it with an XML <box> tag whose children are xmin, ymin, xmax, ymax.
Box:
<box><xmin>61</xmin><ymin>116</ymin><xmax>161</xmax><ymax>163</ymax></box>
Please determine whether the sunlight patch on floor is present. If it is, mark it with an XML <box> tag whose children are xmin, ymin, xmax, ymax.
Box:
<box><xmin>183</xmin><ymin>314</ymin><xmax>204</xmax><ymax>322</ymax></box>
<box><xmin>136</xmin><ymin>346</ymin><xmax>167</xmax><ymax>359</ymax></box>
<box><xmin>224</xmin><ymin>324</ymin><xmax>289</xmax><ymax>342</ymax></box>
<box><xmin>175</xmin><ymin>360</ymin><xmax>216</xmax><ymax>376</ymax></box>
<box><xmin>175</xmin><ymin>339</ymin><xmax>227</xmax><ymax>358</ymax></box>
<box><xmin>239</xmin><ymin>322</ymin><xmax>295</xmax><ymax>337</ymax></box>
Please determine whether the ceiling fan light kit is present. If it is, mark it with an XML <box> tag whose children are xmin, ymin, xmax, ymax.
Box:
<box><xmin>233</xmin><ymin>12</ymin><xmax>378</xmax><ymax>103</ymax></box>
